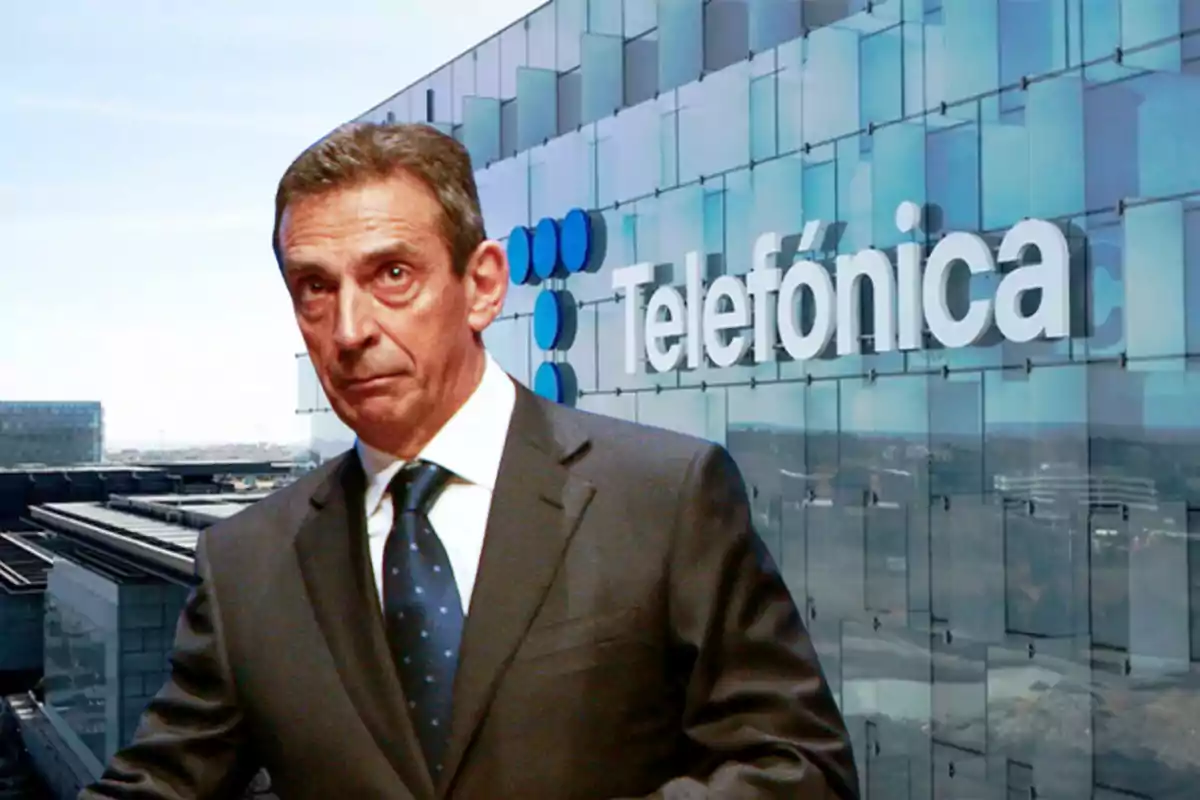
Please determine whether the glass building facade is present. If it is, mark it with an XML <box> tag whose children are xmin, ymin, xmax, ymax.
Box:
<box><xmin>291</xmin><ymin>1</ymin><xmax>1200</xmax><ymax>796</ymax></box>
<box><xmin>0</xmin><ymin>402</ymin><xmax>104</xmax><ymax>468</ymax></box>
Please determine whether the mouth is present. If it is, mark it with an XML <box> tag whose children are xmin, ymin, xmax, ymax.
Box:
<box><xmin>339</xmin><ymin>373</ymin><xmax>403</xmax><ymax>392</ymax></box>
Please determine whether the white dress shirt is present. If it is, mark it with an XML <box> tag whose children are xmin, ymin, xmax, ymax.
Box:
<box><xmin>355</xmin><ymin>354</ymin><xmax>516</xmax><ymax>615</ymax></box>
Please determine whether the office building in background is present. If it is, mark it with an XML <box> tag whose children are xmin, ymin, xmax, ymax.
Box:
<box><xmin>295</xmin><ymin>1</ymin><xmax>1200</xmax><ymax>797</ymax></box>
<box><xmin>0</xmin><ymin>402</ymin><xmax>104</xmax><ymax>468</ymax></box>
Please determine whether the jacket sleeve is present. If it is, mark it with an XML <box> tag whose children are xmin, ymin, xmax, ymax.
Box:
<box><xmin>79</xmin><ymin>531</ymin><xmax>258</xmax><ymax>800</ymax></box>
<box><xmin>631</xmin><ymin>443</ymin><xmax>861</xmax><ymax>800</ymax></box>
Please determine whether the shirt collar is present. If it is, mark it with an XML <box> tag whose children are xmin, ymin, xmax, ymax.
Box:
<box><xmin>356</xmin><ymin>353</ymin><xmax>516</xmax><ymax>516</ymax></box>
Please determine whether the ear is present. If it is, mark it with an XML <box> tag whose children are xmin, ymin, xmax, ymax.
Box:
<box><xmin>463</xmin><ymin>239</ymin><xmax>509</xmax><ymax>335</ymax></box>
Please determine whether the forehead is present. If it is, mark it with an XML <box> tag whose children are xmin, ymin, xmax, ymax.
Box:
<box><xmin>279</xmin><ymin>174</ymin><xmax>444</xmax><ymax>259</ymax></box>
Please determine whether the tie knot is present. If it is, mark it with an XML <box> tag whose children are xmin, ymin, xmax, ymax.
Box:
<box><xmin>390</xmin><ymin>460</ymin><xmax>453</xmax><ymax>514</ymax></box>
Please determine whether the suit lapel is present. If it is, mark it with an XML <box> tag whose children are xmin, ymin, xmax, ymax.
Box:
<box><xmin>293</xmin><ymin>452</ymin><xmax>436</xmax><ymax>799</ymax></box>
<box><xmin>438</xmin><ymin>386</ymin><xmax>595</xmax><ymax>794</ymax></box>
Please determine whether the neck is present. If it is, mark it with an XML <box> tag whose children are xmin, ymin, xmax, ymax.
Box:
<box><xmin>367</xmin><ymin>348</ymin><xmax>487</xmax><ymax>461</ymax></box>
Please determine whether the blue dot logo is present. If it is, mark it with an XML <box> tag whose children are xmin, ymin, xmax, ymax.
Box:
<box><xmin>512</xmin><ymin>207</ymin><xmax>602</xmax><ymax>406</ymax></box>
<box><xmin>507</xmin><ymin>226</ymin><xmax>533</xmax><ymax>285</ymax></box>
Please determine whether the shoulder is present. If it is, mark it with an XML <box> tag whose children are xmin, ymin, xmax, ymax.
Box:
<box><xmin>199</xmin><ymin>454</ymin><xmax>348</xmax><ymax>558</ymax></box>
<box><xmin>542</xmin><ymin>396</ymin><xmax>725</xmax><ymax>487</ymax></box>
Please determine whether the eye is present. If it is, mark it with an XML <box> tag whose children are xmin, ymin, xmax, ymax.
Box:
<box><xmin>379</xmin><ymin>263</ymin><xmax>409</xmax><ymax>282</ymax></box>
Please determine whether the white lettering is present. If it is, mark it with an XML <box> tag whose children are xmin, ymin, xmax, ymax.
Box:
<box><xmin>645</xmin><ymin>285</ymin><xmax>686</xmax><ymax>372</ymax></box>
<box><xmin>611</xmin><ymin>262</ymin><xmax>654</xmax><ymax>375</ymax></box>
<box><xmin>923</xmin><ymin>232</ymin><xmax>996</xmax><ymax>349</ymax></box>
<box><xmin>778</xmin><ymin>259</ymin><xmax>836</xmax><ymax>361</ymax></box>
<box><xmin>610</xmin><ymin>203</ymin><xmax>1071</xmax><ymax>374</ymax></box>
<box><xmin>747</xmin><ymin>234</ymin><xmax>782</xmax><ymax>364</ymax></box>
<box><xmin>702</xmin><ymin>275</ymin><xmax>752</xmax><ymax>368</ymax></box>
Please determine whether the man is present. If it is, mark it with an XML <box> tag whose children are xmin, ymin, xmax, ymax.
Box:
<box><xmin>82</xmin><ymin>123</ymin><xmax>859</xmax><ymax>800</ymax></box>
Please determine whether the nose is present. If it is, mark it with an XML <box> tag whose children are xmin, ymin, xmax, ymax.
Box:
<box><xmin>332</xmin><ymin>283</ymin><xmax>379</xmax><ymax>352</ymax></box>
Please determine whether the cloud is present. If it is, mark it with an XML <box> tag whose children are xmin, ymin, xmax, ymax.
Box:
<box><xmin>5</xmin><ymin>92</ymin><xmax>328</xmax><ymax>137</ymax></box>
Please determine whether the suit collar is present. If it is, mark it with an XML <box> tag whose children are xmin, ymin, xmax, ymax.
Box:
<box><xmin>299</xmin><ymin>383</ymin><xmax>594</xmax><ymax>798</ymax></box>
<box><xmin>438</xmin><ymin>383</ymin><xmax>593</xmax><ymax>794</ymax></box>
<box><xmin>296</xmin><ymin>450</ymin><xmax>437</xmax><ymax>798</ymax></box>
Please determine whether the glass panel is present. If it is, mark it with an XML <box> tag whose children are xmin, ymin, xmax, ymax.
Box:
<box><xmin>516</xmin><ymin>67</ymin><xmax>559</xmax><ymax>151</ymax></box>
<box><xmin>475</xmin><ymin>36</ymin><xmax>501</xmax><ymax>98</ymax></box>
<box><xmin>657</xmin><ymin>0</ymin><xmax>704</xmax><ymax>91</ymax></box>
<box><xmin>625</xmin><ymin>31</ymin><xmax>660</xmax><ymax>106</ymax></box>
<box><xmin>429</xmin><ymin>67</ymin><xmax>453</xmax><ymax>124</ymax></box>
<box><xmin>803</xmin><ymin>25</ymin><xmax>862</xmax><ymax>145</ymax></box>
<box><xmin>749</xmin><ymin>0</ymin><xmax>803</xmax><ymax>54</ymax></box>
<box><xmin>860</xmin><ymin>25</ymin><xmax>903</xmax><ymax>129</ymax></box>
<box><xmin>528</xmin><ymin>129</ymin><xmax>595</xmax><ymax>222</ymax></box>
<box><xmin>462</xmin><ymin>96</ymin><xmax>501</xmax><ymax>168</ymax></box>
<box><xmin>704</xmin><ymin>0</ymin><xmax>750</xmax><ymax>74</ymax></box>
<box><xmin>1026</xmin><ymin>73</ymin><xmax>1085</xmax><ymax>220</ymax></box>
<box><xmin>776</xmin><ymin>38</ymin><xmax>804</xmax><ymax>153</ymax></box>
<box><xmin>997</xmin><ymin>0</ymin><xmax>1069</xmax><ymax>87</ymax></box>
<box><xmin>941</xmin><ymin>0</ymin><xmax>1000</xmax><ymax>108</ymax></box>
<box><xmin>635</xmin><ymin>385</ymin><xmax>726</xmax><ymax>443</ymax></box>
<box><xmin>475</xmin><ymin>152</ymin><xmax>530</xmax><ymax>237</ymax></box>
<box><xmin>556</xmin><ymin>0</ymin><xmax>586</xmax><ymax>71</ymax></box>
<box><xmin>452</xmin><ymin>55</ymin><xmax>476</xmax><ymax>124</ymax></box>
<box><xmin>1124</xmin><ymin>200</ymin><xmax>1185</xmax><ymax>360</ymax></box>
<box><xmin>588</xmin><ymin>0</ymin><xmax>623</xmax><ymax>36</ymax></box>
<box><xmin>625</xmin><ymin>0</ymin><xmax>657</xmax><ymax>37</ymax></box>
<box><xmin>528</xmin><ymin>5</ymin><xmax>558</xmax><ymax>70</ymax></box>
<box><xmin>678</xmin><ymin>61</ymin><xmax>751</xmax><ymax>182</ymax></box>
<box><xmin>749</xmin><ymin>72</ymin><xmax>777</xmax><ymax>161</ymax></box>
<box><xmin>582</xmin><ymin>33</ymin><xmax>624</xmax><ymax>124</ymax></box>
<box><xmin>500</xmin><ymin>23</ymin><xmax>527</xmax><ymax>100</ymax></box>
<box><xmin>871</xmin><ymin>121</ymin><xmax>926</xmax><ymax>250</ymax></box>
<box><xmin>595</xmin><ymin>97</ymin><xmax>665</xmax><ymax>207</ymax></box>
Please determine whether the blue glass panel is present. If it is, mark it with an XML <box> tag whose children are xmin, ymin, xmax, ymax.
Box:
<box><xmin>582</xmin><ymin>33</ymin><xmax>624</xmax><ymax>124</ymax></box>
<box><xmin>475</xmin><ymin>153</ymin><xmax>530</xmax><ymax>239</ymax></box>
<box><xmin>803</xmin><ymin>26</ymin><xmax>861</xmax><ymax>145</ymax></box>
<box><xmin>588</xmin><ymin>0</ymin><xmax>623</xmax><ymax>35</ymax></box>
<box><xmin>529</xmin><ymin>136</ymin><xmax>582</xmax><ymax>223</ymax></box>
<box><xmin>748</xmin><ymin>0</ymin><xmax>803</xmax><ymax>53</ymax></box>
<box><xmin>777</xmin><ymin>38</ymin><xmax>804</xmax><ymax>153</ymax></box>
<box><xmin>528</xmin><ymin>5</ymin><xmax>558</xmax><ymax>70</ymax></box>
<box><xmin>658</xmin><ymin>0</ymin><xmax>704</xmax><ymax>91</ymax></box>
<box><xmin>1026</xmin><ymin>74</ymin><xmax>1084</xmax><ymax>219</ymax></box>
<box><xmin>500</xmin><ymin>23</ymin><xmax>527</xmax><ymax>100</ymax></box>
<box><xmin>998</xmin><ymin>0</ymin><xmax>1068</xmax><ymax>87</ymax></box>
<box><xmin>902</xmin><ymin>9</ymin><xmax>926</xmax><ymax>116</ymax></box>
<box><xmin>1187</xmin><ymin>207</ymin><xmax>1200</xmax><ymax>354</ymax></box>
<box><xmin>926</xmin><ymin>119</ymin><xmax>980</xmax><ymax>235</ymax></box>
<box><xmin>1121</xmin><ymin>0</ymin><xmax>1182</xmax><ymax>70</ymax></box>
<box><xmin>750</xmin><ymin>73</ymin><xmax>777</xmax><ymax>161</ymax></box>
<box><xmin>516</xmin><ymin>67</ymin><xmax>559</xmax><ymax>151</ymax></box>
<box><xmin>871</xmin><ymin>122</ymin><xmax>926</xmax><ymax>250</ymax></box>
<box><xmin>556</xmin><ymin>0</ymin><xmax>586</xmax><ymax>71</ymax></box>
<box><xmin>461</xmin><ymin>96</ymin><xmax>501</xmax><ymax>168</ymax></box>
<box><xmin>677</xmin><ymin>61</ymin><xmax>750</xmax><ymax>182</ymax></box>
<box><xmin>595</xmin><ymin>99</ymin><xmax>664</xmax><ymax>207</ymax></box>
<box><xmin>726</xmin><ymin>155</ymin><xmax>803</xmax><ymax>278</ymax></box>
<box><xmin>1124</xmin><ymin>200</ymin><xmax>1185</xmax><ymax>360</ymax></box>
<box><xmin>1136</xmin><ymin>69</ymin><xmax>1200</xmax><ymax>201</ymax></box>
<box><xmin>625</xmin><ymin>0</ymin><xmax>657</xmax><ymax>37</ymax></box>
<box><xmin>860</xmin><ymin>26</ymin><xmax>903</xmax><ymax>129</ymax></box>
<box><xmin>475</xmin><ymin>37</ymin><xmax>501</xmax><ymax>98</ymax></box>
<box><xmin>980</xmin><ymin>101</ymin><xmax>1029</xmax><ymax>230</ymax></box>
<box><xmin>1082</xmin><ymin>215</ymin><xmax>1125</xmax><ymax>360</ymax></box>
<box><xmin>941</xmin><ymin>0</ymin><xmax>1000</xmax><ymax>105</ymax></box>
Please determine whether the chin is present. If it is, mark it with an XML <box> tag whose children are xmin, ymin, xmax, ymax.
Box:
<box><xmin>337</xmin><ymin>396</ymin><xmax>417</xmax><ymax>443</ymax></box>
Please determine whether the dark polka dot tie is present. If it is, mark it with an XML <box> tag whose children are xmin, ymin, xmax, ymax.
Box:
<box><xmin>383</xmin><ymin>460</ymin><xmax>462</xmax><ymax>779</ymax></box>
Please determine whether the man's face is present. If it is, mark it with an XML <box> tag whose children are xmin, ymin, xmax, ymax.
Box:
<box><xmin>278</xmin><ymin>174</ymin><xmax>507</xmax><ymax>455</ymax></box>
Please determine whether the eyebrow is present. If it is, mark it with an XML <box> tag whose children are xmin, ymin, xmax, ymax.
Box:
<box><xmin>281</xmin><ymin>240</ymin><xmax>424</xmax><ymax>278</ymax></box>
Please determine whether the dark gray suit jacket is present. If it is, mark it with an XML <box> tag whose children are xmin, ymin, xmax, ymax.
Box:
<box><xmin>81</xmin><ymin>382</ymin><xmax>859</xmax><ymax>799</ymax></box>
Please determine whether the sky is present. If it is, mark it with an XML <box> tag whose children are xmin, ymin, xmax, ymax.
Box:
<box><xmin>0</xmin><ymin>0</ymin><xmax>545</xmax><ymax>449</ymax></box>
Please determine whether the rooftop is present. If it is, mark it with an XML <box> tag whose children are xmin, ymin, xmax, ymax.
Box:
<box><xmin>30</xmin><ymin>492</ymin><xmax>264</xmax><ymax>578</ymax></box>
<box><xmin>0</xmin><ymin>533</ymin><xmax>54</xmax><ymax>596</ymax></box>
